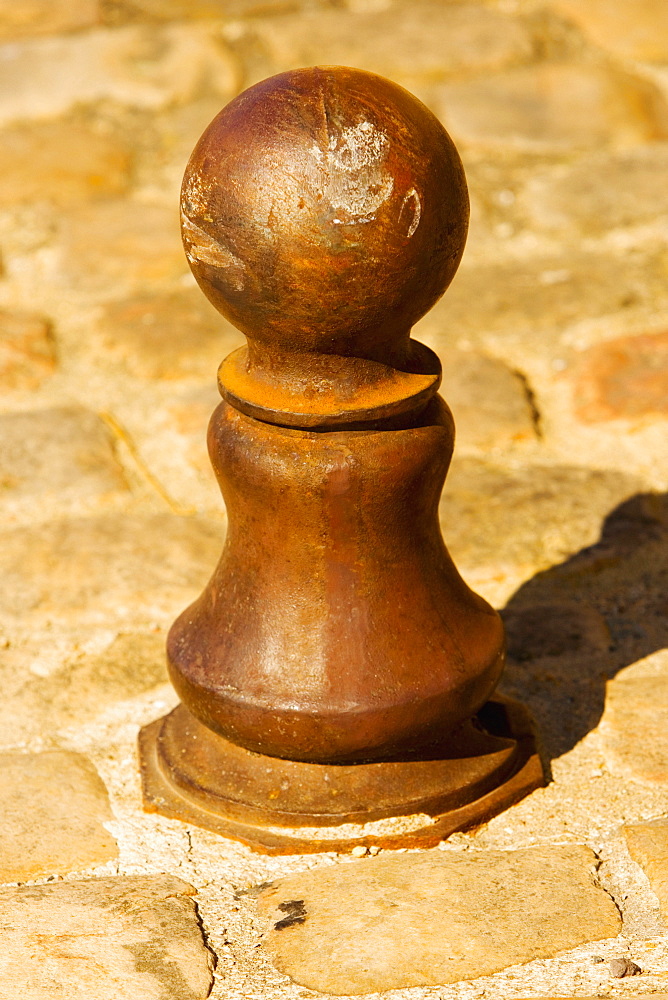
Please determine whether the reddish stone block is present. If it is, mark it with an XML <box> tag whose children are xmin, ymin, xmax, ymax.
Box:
<box><xmin>573</xmin><ymin>330</ymin><xmax>668</xmax><ymax>422</ymax></box>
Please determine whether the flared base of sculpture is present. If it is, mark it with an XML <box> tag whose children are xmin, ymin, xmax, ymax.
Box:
<box><xmin>139</xmin><ymin>696</ymin><xmax>544</xmax><ymax>854</ymax></box>
<box><xmin>138</xmin><ymin>697</ymin><xmax>543</xmax><ymax>854</ymax></box>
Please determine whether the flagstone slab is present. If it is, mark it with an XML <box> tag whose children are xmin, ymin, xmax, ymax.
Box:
<box><xmin>0</xmin><ymin>875</ymin><xmax>214</xmax><ymax>999</ymax></box>
<box><xmin>416</xmin><ymin>248</ymin><xmax>668</xmax><ymax>361</ymax></box>
<box><xmin>257</xmin><ymin>846</ymin><xmax>621</xmax><ymax>995</ymax></box>
<box><xmin>626</xmin><ymin>819</ymin><xmax>668</xmax><ymax>924</ymax></box>
<box><xmin>520</xmin><ymin>144</ymin><xmax>668</xmax><ymax>236</ymax></box>
<box><xmin>571</xmin><ymin>330</ymin><xmax>668</xmax><ymax>423</ymax></box>
<box><xmin>441</xmin><ymin>350</ymin><xmax>538</xmax><ymax>450</ymax></box>
<box><xmin>0</xmin><ymin>750</ymin><xmax>117</xmax><ymax>882</ymax></box>
<box><xmin>600</xmin><ymin>651</ymin><xmax>668</xmax><ymax>785</ymax></box>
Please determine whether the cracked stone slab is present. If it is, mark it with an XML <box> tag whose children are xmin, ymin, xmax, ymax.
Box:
<box><xmin>257</xmin><ymin>846</ymin><xmax>621</xmax><ymax>995</ymax></box>
<box><xmin>0</xmin><ymin>875</ymin><xmax>214</xmax><ymax>999</ymax></box>
<box><xmin>0</xmin><ymin>750</ymin><xmax>118</xmax><ymax>881</ymax></box>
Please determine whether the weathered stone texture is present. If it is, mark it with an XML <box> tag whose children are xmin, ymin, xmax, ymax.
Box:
<box><xmin>102</xmin><ymin>0</ymin><xmax>297</xmax><ymax>23</ymax></box>
<box><xmin>0</xmin><ymin>876</ymin><xmax>214</xmax><ymax>999</ymax></box>
<box><xmin>0</xmin><ymin>308</ymin><xmax>56</xmax><ymax>389</ymax></box>
<box><xmin>246</xmin><ymin>3</ymin><xmax>534</xmax><ymax>93</ymax></box>
<box><xmin>257</xmin><ymin>846</ymin><xmax>621</xmax><ymax>994</ymax></box>
<box><xmin>57</xmin><ymin>200</ymin><xmax>188</xmax><ymax>296</ymax></box>
<box><xmin>416</xmin><ymin>250</ymin><xmax>668</xmax><ymax>359</ymax></box>
<box><xmin>521</xmin><ymin>144</ymin><xmax>668</xmax><ymax>235</ymax></box>
<box><xmin>440</xmin><ymin>459</ymin><xmax>642</xmax><ymax>582</ymax></box>
<box><xmin>503</xmin><ymin>602</ymin><xmax>611</xmax><ymax>663</ymax></box>
<box><xmin>0</xmin><ymin>751</ymin><xmax>117</xmax><ymax>881</ymax></box>
<box><xmin>435</xmin><ymin>62</ymin><xmax>668</xmax><ymax>152</ymax></box>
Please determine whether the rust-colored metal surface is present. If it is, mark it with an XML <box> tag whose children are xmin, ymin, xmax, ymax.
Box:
<box><xmin>140</xmin><ymin>696</ymin><xmax>543</xmax><ymax>854</ymax></box>
<box><xmin>139</xmin><ymin>65</ymin><xmax>544</xmax><ymax>850</ymax></box>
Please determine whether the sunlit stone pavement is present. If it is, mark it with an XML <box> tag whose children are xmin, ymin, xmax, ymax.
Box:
<box><xmin>1</xmin><ymin>1</ymin><xmax>668</xmax><ymax>997</ymax></box>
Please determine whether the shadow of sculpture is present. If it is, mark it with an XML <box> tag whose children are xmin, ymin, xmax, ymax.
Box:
<box><xmin>498</xmin><ymin>491</ymin><xmax>668</xmax><ymax>771</ymax></box>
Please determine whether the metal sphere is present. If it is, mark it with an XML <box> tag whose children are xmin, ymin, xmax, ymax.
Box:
<box><xmin>181</xmin><ymin>66</ymin><xmax>469</xmax><ymax>366</ymax></box>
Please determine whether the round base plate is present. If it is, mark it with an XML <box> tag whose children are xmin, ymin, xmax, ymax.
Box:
<box><xmin>138</xmin><ymin>697</ymin><xmax>544</xmax><ymax>854</ymax></box>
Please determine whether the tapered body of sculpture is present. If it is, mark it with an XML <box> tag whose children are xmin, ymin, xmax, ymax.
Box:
<box><xmin>139</xmin><ymin>66</ymin><xmax>543</xmax><ymax>852</ymax></box>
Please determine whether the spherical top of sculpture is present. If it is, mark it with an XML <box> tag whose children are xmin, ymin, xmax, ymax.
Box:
<box><xmin>181</xmin><ymin>66</ymin><xmax>469</xmax><ymax>369</ymax></box>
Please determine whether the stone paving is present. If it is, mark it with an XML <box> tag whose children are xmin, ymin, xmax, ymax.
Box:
<box><xmin>1</xmin><ymin>0</ymin><xmax>668</xmax><ymax>997</ymax></box>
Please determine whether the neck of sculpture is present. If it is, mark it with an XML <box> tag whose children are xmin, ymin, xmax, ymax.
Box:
<box><xmin>217</xmin><ymin>329</ymin><xmax>443</xmax><ymax>430</ymax></box>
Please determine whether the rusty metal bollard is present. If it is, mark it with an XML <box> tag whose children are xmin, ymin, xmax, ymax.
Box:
<box><xmin>138</xmin><ymin>66</ymin><xmax>544</xmax><ymax>853</ymax></box>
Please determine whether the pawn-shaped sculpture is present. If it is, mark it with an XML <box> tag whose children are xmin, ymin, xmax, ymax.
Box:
<box><xmin>139</xmin><ymin>66</ymin><xmax>543</xmax><ymax>852</ymax></box>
